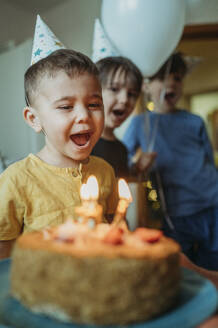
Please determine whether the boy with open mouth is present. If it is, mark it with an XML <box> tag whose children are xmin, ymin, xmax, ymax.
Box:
<box><xmin>0</xmin><ymin>31</ymin><xmax>118</xmax><ymax>259</ymax></box>
<box><xmin>92</xmin><ymin>56</ymin><xmax>155</xmax><ymax>178</ymax></box>
<box><xmin>123</xmin><ymin>52</ymin><xmax>218</xmax><ymax>271</ymax></box>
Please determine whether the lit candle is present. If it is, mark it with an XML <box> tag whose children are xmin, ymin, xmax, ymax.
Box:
<box><xmin>113</xmin><ymin>179</ymin><xmax>132</xmax><ymax>225</ymax></box>
<box><xmin>75</xmin><ymin>175</ymin><xmax>103</xmax><ymax>224</ymax></box>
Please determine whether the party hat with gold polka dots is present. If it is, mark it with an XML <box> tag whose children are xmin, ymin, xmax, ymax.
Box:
<box><xmin>31</xmin><ymin>15</ymin><xmax>65</xmax><ymax>65</ymax></box>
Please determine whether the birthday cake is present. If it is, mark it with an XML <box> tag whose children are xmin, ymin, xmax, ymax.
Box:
<box><xmin>10</xmin><ymin>221</ymin><xmax>180</xmax><ymax>325</ymax></box>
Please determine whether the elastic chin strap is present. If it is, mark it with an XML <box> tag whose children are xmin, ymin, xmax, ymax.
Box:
<box><xmin>41</xmin><ymin>127</ymin><xmax>47</xmax><ymax>136</ymax></box>
<box><xmin>78</xmin><ymin>163</ymin><xmax>82</xmax><ymax>175</ymax></box>
<box><xmin>25</xmin><ymin>95</ymin><xmax>30</xmax><ymax>107</ymax></box>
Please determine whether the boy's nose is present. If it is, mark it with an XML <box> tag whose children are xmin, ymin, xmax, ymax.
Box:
<box><xmin>118</xmin><ymin>89</ymin><xmax>128</xmax><ymax>104</ymax></box>
<box><xmin>168</xmin><ymin>75</ymin><xmax>177</xmax><ymax>85</ymax></box>
<box><xmin>74</xmin><ymin>105</ymin><xmax>89</xmax><ymax>123</ymax></box>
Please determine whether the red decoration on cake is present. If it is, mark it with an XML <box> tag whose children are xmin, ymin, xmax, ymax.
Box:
<box><xmin>134</xmin><ymin>227</ymin><xmax>163</xmax><ymax>243</ymax></box>
<box><xmin>103</xmin><ymin>227</ymin><xmax>124</xmax><ymax>245</ymax></box>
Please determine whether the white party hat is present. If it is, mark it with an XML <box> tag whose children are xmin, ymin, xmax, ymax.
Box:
<box><xmin>184</xmin><ymin>55</ymin><xmax>203</xmax><ymax>74</ymax></box>
<box><xmin>31</xmin><ymin>15</ymin><xmax>65</xmax><ymax>65</ymax></box>
<box><xmin>92</xmin><ymin>18</ymin><xmax>120</xmax><ymax>62</ymax></box>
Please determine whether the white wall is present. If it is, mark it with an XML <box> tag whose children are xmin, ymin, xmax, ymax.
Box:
<box><xmin>0</xmin><ymin>0</ymin><xmax>35</xmax><ymax>50</ymax></box>
<box><xmin>44</xmin><ymin>0</ymin><xmax>101</xmax><ymax>56</ymax></box>
<box><xmin>0</xmin><ymin>0</ymin><xmax>101</xmax><ymax>163</ymax></box>
<box><xmin>190</xmin><ymin>92</ymin><xmax>218</xmax><ymax>141</ymax></box>
<box><xmin>0</xmin><ymin>39</ymin><xmax>45</xmax><ymax>162</ymax></box>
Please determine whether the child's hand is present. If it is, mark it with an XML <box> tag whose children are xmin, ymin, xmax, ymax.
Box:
<box><xmin>135</xmin><ymin>151</ymin><xmax>157</xmax><ymax>172</ymax></box>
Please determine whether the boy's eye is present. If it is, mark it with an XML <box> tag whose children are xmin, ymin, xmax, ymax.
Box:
<box><xmin>58</xmin><ymin>105</ymin><xmax>73</xmax><ymax>110</ymax></box>
<box><xmin>174</xmin><ymin>76</ymin><xmax>182</xmax><ymax>82</ymax></box>
<box><xmin>128</xmin><ymin>91</ymin><xmax>138</xmax><ymax>98</ymax></box>
<box><xmin>109</xmin><ymin>87</ymin><xmax>119</xmax><ymax>92</ymax></box>
<box><xmin>88</xmin><ymin>103</ymin><xmax>102</xmax><ymax>110</ymax></box>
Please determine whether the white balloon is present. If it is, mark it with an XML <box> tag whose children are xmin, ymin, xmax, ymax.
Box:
<box><xmin>101</xmin><ymin>0</ymin><xmax>186</xmax><ymax>76</ymax></box>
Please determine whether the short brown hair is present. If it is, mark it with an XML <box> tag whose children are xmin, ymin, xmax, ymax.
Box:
<box><xmin>96</xmin><ymin>56</ymin><xmax>143</xmax><ymax>94</ymax></box>
<box><xmin>25</xmin><ymin>49</ymin><xmax>99</xmax><ymax>106</ymax></box>
<box><xmin>150</xmin><ymin>52</ymin><xmax>187</xmax><ymax>81</ymax></box>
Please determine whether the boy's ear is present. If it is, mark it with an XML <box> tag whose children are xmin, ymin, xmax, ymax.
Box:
<box><xmin>23</xmin><ymin>107</ymin><xmax>42</xmax><ymax>133</ymax></box>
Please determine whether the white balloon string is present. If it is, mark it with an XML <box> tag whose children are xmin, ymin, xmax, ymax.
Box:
<box><xmin>144</xmin><ymin>57</ymin><xmax>175</xmax><ymax>231</ymax></box>
<box><xmin>145</xmin><ymin>56</ymin><xmax>173</xmax><ymax>153</ymax></box>
<box><xmin>159</xmin><ymin>55</ymin><xmax>173</xmax><ymax>111</ymax></box>
<box><xmin>41</xmin><ymin>127</ymin><xmax>47</xmax><ymax>136</ymax></box>
<box><xmin>143</xmin><ymin>91</ymin><xmax>150</xmax><ymax>145</ymax></box>
<box><xmin>147</xmin><ymin>115</ymin><xmax>159</xmax><ymax>153</ymax></box>
<box><xmin>155</xmin><ymin>170</ymin><xmax>175</xmax><ymax>230</ymax></box>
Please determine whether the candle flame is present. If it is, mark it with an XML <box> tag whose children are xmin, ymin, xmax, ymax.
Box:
<box><xmin>87</xmin><ymin>175</ymin><xmax>99</xmax><ymax>200</ymax></box>
<box><xmin>80</xmin><ymin>175</ymin><xmax>99</xmax><ymax>201</ymax></box>
<box><xmin>118</xmin><ymin>179</ymin><xmax>132</xmax><ymax>202</ymax></box>
<box><xmin>80</xmin><ymin>183</ymin><xmax>90</xmax><ymax>200</ymax></box>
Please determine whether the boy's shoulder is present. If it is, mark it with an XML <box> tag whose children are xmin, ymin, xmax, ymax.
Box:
<box><xmin>179</xmin><ymin>109</ymin><xmax>204</xmax><ymax>123</ymax></box>
<box><xmin>133</xmin><ymin>113</ymin><xmax>145</xmax><ymax>121</ymax></box>
<box><xmin>0</xmin><ymin>154</ymin><xmax>35</xmax><ymax>181</ymax></box>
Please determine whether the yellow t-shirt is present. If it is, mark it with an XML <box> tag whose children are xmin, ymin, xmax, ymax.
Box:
<box><xmin>0</xmin><ymin>154</ymin><xmax>118</xmax><ymax>240</ymax></box>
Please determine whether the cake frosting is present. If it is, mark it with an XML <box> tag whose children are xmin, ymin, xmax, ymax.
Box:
<box><xmin>10</xmin><ymin>221</ymin><xmax>181</xmax><ymax>325</ymax></box>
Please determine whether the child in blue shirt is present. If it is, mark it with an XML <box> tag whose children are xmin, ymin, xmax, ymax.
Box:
<box><xmin>123</xmin><ymin>53</ymin><xmax>218</xmax><ymax>270</ymax></box>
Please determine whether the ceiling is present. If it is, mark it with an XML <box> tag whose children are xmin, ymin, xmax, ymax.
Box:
<box><xmin>0</xmin><ymin>0</ymin><xmax>69</xmax><ymax>52</ymax></box>
<box><xmin>1</xmin><ymin>0</ymin><xmax>218</xmax><ymax>97</ymax></box>
<box><xmin>5</xmin><ymin>0</ymin><xmax>64</xmax><ymax>13</ymax></box>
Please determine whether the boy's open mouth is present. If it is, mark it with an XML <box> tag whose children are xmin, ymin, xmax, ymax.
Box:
<box><xmin>112</xmin><ymin>109</ymin><xmax>125</xmax><ymax>118</ymax></box>
<box><xmin>165</xmin><ymin>92</ymin><xmax>176</xmax><ymax>102</ymax></box>
<box><xmin>70</xmin><ymin>132</ymin><xmax>92</xmax><ymax>146</ymax></box>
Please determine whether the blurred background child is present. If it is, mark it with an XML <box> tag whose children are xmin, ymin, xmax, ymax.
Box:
<box><xmin>123</xmin><ymin>52</ymin><xmax>218</xmax><ymax>270</ymax></box>
<box><xmin>92</xmin><ymin>56</ymin><xmax>156</xmax><ymax>178</ymax></box>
